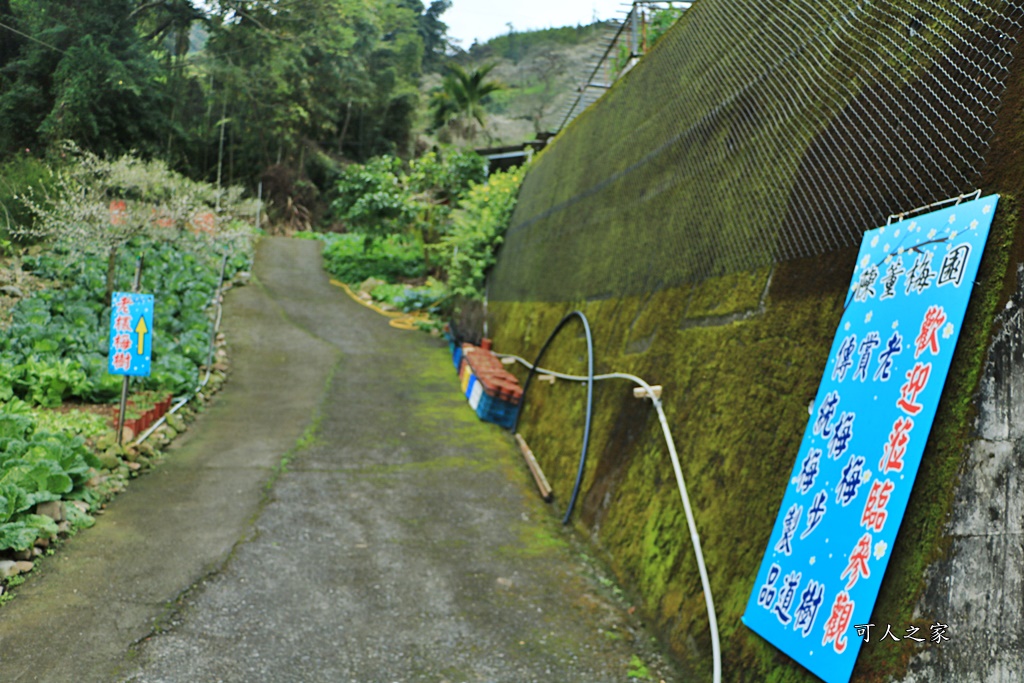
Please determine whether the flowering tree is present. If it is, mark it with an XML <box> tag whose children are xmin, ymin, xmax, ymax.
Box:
<box><xmin>15</xmin><ymin>145</ymin><xmax>255</xmax><ymax>303</ymax></box>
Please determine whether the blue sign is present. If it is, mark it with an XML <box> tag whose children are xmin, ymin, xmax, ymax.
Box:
<box><xmin>742</xmin><ymin>195</ymin><xmax>999</xmax><ymax>683</ymax></box>
<box><xmin>107</xmin><ymin>291</ymin><xmax>154</xmax><ymax>377</ymax></box>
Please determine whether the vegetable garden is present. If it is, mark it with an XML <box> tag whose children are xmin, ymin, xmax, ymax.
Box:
<box><xmin>0</xmin><ymin>149</ymin><xmax>254</xmax><ymax>590</ymax></box>
<box><xmin>0</xmin><ymin>136</ymin><xmax>528</xmax><ymax>603</ymax></box>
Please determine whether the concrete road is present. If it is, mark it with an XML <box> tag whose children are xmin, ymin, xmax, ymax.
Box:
<box><xmin>0</xmin><ymin>237</ymin><xmax>679</xmax><ymax>683</ymax></box>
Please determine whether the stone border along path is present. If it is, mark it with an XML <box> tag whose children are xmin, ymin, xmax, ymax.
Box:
<box><xmin>0</xmin><ymin>237</ymin><xmax>682</xmax><ymax>683</ymax></box>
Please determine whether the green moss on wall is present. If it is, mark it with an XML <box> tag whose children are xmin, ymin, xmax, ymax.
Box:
<box><xmin>482</xmin><ymin>1</ymin><xmax>1024</xmax><ymax>678</ymax></box>
<box><xmin>490</xmin><ymin>210</ymin><xmax>1017</xmax><ymax>680</ymax></box>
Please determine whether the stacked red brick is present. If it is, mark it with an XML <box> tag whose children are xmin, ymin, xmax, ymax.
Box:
<box><xmin>454</xmin><ymin>341</ymin><xmax>522</xmax><ymax>429</ymax></box>
<box><xmin>461</xmin><ymin>344</ymin><xmax>523</xmax><ymax>404</ymax></box>
<box><xmin>113</xmin><ymin>394</ymin><xmax>174</xmax><ymax>437</ymax></box>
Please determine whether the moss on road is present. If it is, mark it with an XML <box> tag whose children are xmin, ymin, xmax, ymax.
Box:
<box><xmin>0</xmin><ymin>237</ymin><xmax>681</xmax><ymax>683</ymax></box>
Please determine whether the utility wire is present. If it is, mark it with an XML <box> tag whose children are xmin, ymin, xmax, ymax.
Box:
<box><xmin>0</xmin><ymin>20</ymin><xmax>67</xmax><ymax>55</ymax></box>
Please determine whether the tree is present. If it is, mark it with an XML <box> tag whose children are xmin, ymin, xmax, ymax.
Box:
<box><xmin>418</xmin><ymin>0</ymin><xmax>451</xmax><ymax>72</ymax></box>
<box><xmin>203</xmin><ymin>0</ymin><xmax>441</xmax><ymax>173</ymax></box>
<box><xmin>0</xmin><ymin>0</ymin><xmax>169</xmax><ymax>156</ymax></box>
<box><xmin>0</xmin><ymin>0</ymin><xmax>452</xmax><ymax>212</ymax></box>
<box><xmin>14</xmin><ymin>145</ymin><xmax>253</xmax><ymax>302</ymax></box>
<box><xmin>429</xmin><ymin>62</ymin><xmax>503</xmax><ymax>143</ymax></box>
<box><xmin>0</xmin><ymin>0</ymin><xmax>24</xmax><ymax>70</ymax></box>
<box><xmin>522</xmin><ymin>48</ymin><xmax>568</xmax><ymax>134</ymax></box>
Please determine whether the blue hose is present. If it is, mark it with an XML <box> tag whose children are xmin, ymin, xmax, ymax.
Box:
<box><xmin>512</xmin><ymin>311</ymin><xmax>594</xmax><ymax>525</ymax></box>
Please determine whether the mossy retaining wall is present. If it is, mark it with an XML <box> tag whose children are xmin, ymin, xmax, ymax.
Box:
<box><xmin>490</xmin><ymin>203</ymin><xmax>1018</xmax><ymax>680</ymax></box>
<box><xmin>485</xmin><ymin>5</ymin><xmax>1024</xmax><ymax>681</ymax></box>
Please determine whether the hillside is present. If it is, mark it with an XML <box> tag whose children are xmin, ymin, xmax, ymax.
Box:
<box><xmin>421</xmin><ymin>22</ymin><xmax>615</xmax><ymax>147</ymax></box>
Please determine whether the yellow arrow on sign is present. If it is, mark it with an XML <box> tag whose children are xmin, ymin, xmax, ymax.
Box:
<box><xmin>135</xmin><ymin>316</ymin><xmax>149</xmax><ymax>355</ymax></box>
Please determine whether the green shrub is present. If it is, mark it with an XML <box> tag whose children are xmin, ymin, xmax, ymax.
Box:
<box><xmin>327</xmin><ymin>150</ymin><xmax>487</xmax><ymax>247</ymax></box>
<box><xmin>394</xmin><ymin>278</ymin><xmax>447</xmax><ymax>313</ymax></box>
<box><xmin>321</xmin><ymin>233</ymin><xmax>425</xmax><ymax>284</ymax></box>
<box><xmin>369</xmin><ymin>282</ymin><xmax>408</xmax><ymax>305</ymax></box>
<box><xmin>0</xmin><ymin>155</ymin><xmax>55</xmax><ymax>241</ymax></box>
<box><xmin>435</xmin><ymin>165</ymin><xmax>526</xmax><ymax>300</ymax></box>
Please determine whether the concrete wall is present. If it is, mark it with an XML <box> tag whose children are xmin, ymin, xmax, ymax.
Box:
<box><xmin>904</xmin><ymin>264</ymin><xmax>1024</xmax><ymax>683</ymax></box>
<box><xmin>488</xmin><ymin>222</ymin><xmax>1020</xmax><ymax>680</ymax></box>
<box><xmin>484</xmin><ymin>3</ymin><xmax>1024</xmax><ymax>680</ymax></box>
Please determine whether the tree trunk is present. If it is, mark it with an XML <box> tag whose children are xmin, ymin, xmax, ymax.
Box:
<box><xmin>338</xmin><ymin>100</ymin><xmax>353</xmax><ymax>154</ymax></box>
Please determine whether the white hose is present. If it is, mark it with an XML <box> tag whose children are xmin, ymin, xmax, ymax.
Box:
<box><xmin>498</xmin><ymin>353</ymin><xmax>722</xmax><ymax>683</ymax></box>
<box><xmin>133</xmin><ymin>256</ymin><xmax>230</xmax><ymax>447</ymax></box>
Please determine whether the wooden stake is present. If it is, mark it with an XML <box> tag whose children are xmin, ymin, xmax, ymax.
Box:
<box><xmin>515</xmin><ymin>433</ymin><xmax>553</xmax><ymax>502</ymax></box>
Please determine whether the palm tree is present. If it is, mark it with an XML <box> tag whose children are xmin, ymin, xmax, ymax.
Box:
<box><xmin>430</xmin><ymin>62</ymin><xmax>503</xmax><ymax>142</ymax></box>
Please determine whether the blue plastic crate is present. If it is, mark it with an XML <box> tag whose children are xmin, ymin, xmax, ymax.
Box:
<box><xmin>475</xmin><ymin>391</ymin><xmax>520</xmax><ymax>430</ymax></box>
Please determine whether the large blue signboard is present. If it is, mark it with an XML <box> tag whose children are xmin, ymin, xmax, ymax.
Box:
<box><xmin>107</xmin><ymin>291</ymin><xmax>154</xmax><ymax>377</ymax></box>
<box><xmin>742</xmin><ymin>194</ymin><xmax>999</xmax><ymax>683</ymax></box>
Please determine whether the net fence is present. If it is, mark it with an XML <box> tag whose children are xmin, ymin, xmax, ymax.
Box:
<box><xmin>555</xmin><ymin>2</ymin><xmax>693</xmax><ymax>132</ymax></box>
<box><xmin>489</xmin><ymin>0</ymin><xmax>1024</xmax><ymax>302</ymax></box>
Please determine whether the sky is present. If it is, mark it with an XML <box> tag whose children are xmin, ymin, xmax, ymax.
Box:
<box><xmin>443</xmin><ymin>0</ymin><xmax>631</xmax><ymax>48</ymax></box>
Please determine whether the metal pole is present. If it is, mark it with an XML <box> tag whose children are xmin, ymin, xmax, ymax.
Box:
<box><xmin>116</xmin><ymin>256</ymin><xmax>145</xmax><ymax>446</ymax></box>
<box><xmin>631</xmin><ymin>3</ymin><xmax>639</xmax><ymax>58</ymax></box>
<box><xmin>116</xmin><ymin>376</ymin><xmax>130</xmax><ymax>447</ymax></box>
<box><xmin>133</xmin><ymin>255</ymin><xmax>144</xmax><ymax>291</ymax></box>
<box><xmin>256</xmin><ymin>180</ymin><xmax>263</xmax><ymax>231</ymax></box>
<box><xmin>216</xmin><ymin>97</ymin><xmax>227</xmax><ymax>213</ymax></box>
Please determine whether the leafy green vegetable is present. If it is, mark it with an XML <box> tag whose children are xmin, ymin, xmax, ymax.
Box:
<box><xmin>4</xmin><ymin>234</ymin><xmax>250</xmax><ymax>402</ymax></box>
<box><xmin>0</xmin><ymin>522</ymin><xmax>39</xmax><ymax>552</ymax></box>
<box><xmin>64</xmin><ymin>501</ymin><xmax>95</xmax><ymax>531</ymax></box>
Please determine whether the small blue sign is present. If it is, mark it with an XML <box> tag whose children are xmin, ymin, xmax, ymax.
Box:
<box><xmin>107</xmin><ymin>291</ymin><xmax>154</xmax><ymax>377</ymax></box>
<box><xmin>742</xmin><ymin>194</ymin><xmax>999</xmax><ymax>683</ymax></box>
